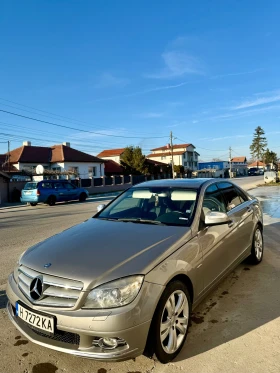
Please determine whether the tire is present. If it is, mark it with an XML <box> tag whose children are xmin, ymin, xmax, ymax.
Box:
<box><xmin>147</xmin><ymin>280</ymin><xmax>191</xmax><ymax>364</ymax></box>
<box><xmin>249</xmin><ymin>225</ymin><xmax>264</xmax><ymax>264</ymax></box>
<box><xmin>30</xmin><ymin>203</ymin><xmax>37</xmax><ymax>206</ymax></box>
<box><xmin>48</xmin><ymin>196</ymin><xmax>56</xmax><ymax>206</ymax></box>
<box><xmin>79</xmin><ymin>192</ymin><xmax>87</xmax><ymax>202</ymax></box>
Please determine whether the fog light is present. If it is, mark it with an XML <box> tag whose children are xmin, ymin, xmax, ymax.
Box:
<box><xmin>100</xmin><ymin>338</ymin><xmax>118</xmax><ymax>349</ymax></box>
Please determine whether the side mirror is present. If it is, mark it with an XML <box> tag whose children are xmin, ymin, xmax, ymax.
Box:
<box><xmin>97</xmin><ymin>204</ymin><xmax>106</xmax><ymax>212</ymax></box>
<box><xmin>205</xmin><ymin>211</ymin><xmax>229</xmax><ymax>226</ymax></box>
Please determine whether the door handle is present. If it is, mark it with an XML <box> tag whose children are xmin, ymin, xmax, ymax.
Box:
<box><xmin>228</xmin><ymin>220</ymin><xmax>234</xmax><ymax>228</ymax></box>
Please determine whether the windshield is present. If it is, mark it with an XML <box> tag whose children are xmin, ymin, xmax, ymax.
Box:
<box><xmin>24</xmin><ymin>182</ymin><xmax>38</xmax><ymax>190</ymax></box>
<box><xmin>97</xmin><ymin>187</ymin><xmax>198</xmax><ymax>226</ymax></box>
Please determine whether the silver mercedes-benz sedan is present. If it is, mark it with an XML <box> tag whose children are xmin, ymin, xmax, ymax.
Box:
<box><xmin>6</xmin><ymin>179</ymin><xmax>263</xmax><ymax>363</ymax></box>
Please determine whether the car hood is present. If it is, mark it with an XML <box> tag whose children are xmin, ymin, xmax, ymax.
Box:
<box><xmin>21</xmin><ymin>218</ymin><xmax>192</xmax><ymax>290</ymax></box>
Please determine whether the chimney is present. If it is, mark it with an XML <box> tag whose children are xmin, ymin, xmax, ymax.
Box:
<box><xmin>63</xmin><ymin>142</ymin><xmax>70</xmax><ymax>147</ymax></box>
<box><xmin>23</xmin><ymin>141</ymin><xmax>31</xmax><ymax>146</ymax></box>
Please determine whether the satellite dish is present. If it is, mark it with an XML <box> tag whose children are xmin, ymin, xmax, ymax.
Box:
<box><xmin>36</xmin><ymin>165</ymin><xmax>44</xmax><ymax>174</ymax></box>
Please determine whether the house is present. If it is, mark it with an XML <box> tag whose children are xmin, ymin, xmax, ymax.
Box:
<box><xmin>97</xmin><ymin>148</ymin><xmax>125</xmax><ymax>164</ymax></box>
<box><xmin>248</xmin><ymin>161</ymin><xmax>265</xmax><ymax>169</ymax></box>
<box><xmin>4</xmin><ymin>141</ymin><xmax>105</xmax><ymax>179</ymax></box>
<box><xmin>198</xmin><ymin>161</ymin><xmax>230</xmax><ymax>171</ymax></box>
<box><xmin>104</xmin><ymin>160</ymin><xmax>124</xmax><ymax>176</ymax></box>
<box><xmin>146</xmin><ymin>143</ymin><xmax>199</xmax><ymax>170</ymax></box>
<box><xmin>231</xmin><ymin>157</ymin><xmax>247</xmax><ymax>166</ymax></box>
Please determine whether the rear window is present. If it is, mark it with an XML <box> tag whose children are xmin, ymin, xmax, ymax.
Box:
<box><xmin>24</xmin><ymin>182</ymin><xmax>38</xmax><ymax>190</ymax></box>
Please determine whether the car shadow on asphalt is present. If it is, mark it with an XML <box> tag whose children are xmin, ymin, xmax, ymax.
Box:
<box><xmin>0</xmin><ymin>290</ymin><xmax>8</xmax><ymax>309</ymax></box>
<box><xmin>176</xmin><ymin>221</ymin><xmax>280</xmax><ymax>362</ymax></box>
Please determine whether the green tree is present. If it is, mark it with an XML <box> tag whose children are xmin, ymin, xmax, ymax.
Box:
<box><xmin>250</xmin><ymin>126</ymin><xmax>267</xmax><ymax>165</ymax></box>
<box><xmin>121</xmin><ymin>146</ymin><xmax>148</xmax><ymax>174</ymax></box>
<box><xmin>263</xmin><ymin>148</ymin><xmax>278</xmax><ymax>165</ymax></box>
<box><xmin>173</xmin><ymin>165</ymin><xmax>184</xmax><ymax>174</ymax></box>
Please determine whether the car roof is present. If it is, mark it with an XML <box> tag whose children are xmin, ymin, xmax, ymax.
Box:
<box><xmin>133</xmin><ymin>178</ymin><xmax>215</xmax><ymax>189</ymax></box>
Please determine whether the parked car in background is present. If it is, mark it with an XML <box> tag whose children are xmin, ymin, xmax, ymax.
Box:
<box><xmin>248</xmin><ymin>167</ymin><xmax>263</xmax><ymax>176</ymax></box>
<box><xmin>20</xmin><ymin>180</ymin><xmax>89</xmax><ymax>206</ymax></box>
<box><xmin>8</xmin><ymin>179</ymin><xmax>263</xmax><ymax>363</ymax></box>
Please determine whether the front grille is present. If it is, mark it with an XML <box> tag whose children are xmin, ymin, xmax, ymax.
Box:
<box><xmin>18</xmin><ymin>265</ymin><xmax>83</xmax><ymax>308</ymax></box>
<box><xmin>30</xmin><ymin>326</ymin><xmax>80</xmax><ymax>346</ymax></box>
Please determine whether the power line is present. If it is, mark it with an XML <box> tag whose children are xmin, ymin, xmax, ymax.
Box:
<box><xmin>0</xmin><ymin>97</ymin><xmax>166</xmax><ymax>136</ymax></box>
<box><xmin>0</xmin><ymin>109</ymin><xmax>169</xmax><ymax>140</ymax></box>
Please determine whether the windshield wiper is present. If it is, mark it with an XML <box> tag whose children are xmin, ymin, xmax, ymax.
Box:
<box><xmin>116</xmin><ymin>218</ymin><xmax>166</xmax><ymax>225</ymax></box>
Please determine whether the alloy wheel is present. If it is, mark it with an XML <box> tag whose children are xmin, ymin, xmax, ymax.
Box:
<box><xmin>255</xmin><ymin>228</ymin><xmax>263</xmax><ymax>260</ymax></box>
<box><xmin>160</xmin><ymin>290</ymin><xmax>189</xmax><ymax>354</ymax></box>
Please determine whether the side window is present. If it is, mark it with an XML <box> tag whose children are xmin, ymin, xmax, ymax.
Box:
<box><xmin>218</xmin><ymin>183</ymin><xmax>242</xmax><ymax>211</ymax></box>
<box><xmin>235</xmin><ymin>187</ymin><xmax>248</xmax><ymax>203</ymax></box>
<box><xmin>63</xmin><ymin>183</ymin><xmax>75</xmax><ymax>190</ymax></box>
<box><xmin>41</xmin><ymin>182</ymin><xmax>53</xmax><ymax>189</ymax></box>
<box><xmin>203</xmin><ymin>184</ymin><xmax>227</xmax><ymax>215</ymax></box>
<box><xmin>54</xmin><ymin>182</ymin><xmax>64</xmax><ymax>189</ymax></box>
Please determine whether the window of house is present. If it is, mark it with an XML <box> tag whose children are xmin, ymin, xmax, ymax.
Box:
<box><xmin>88</xmin><ymin>166</ymin><xmax>96</xmax><ymax>178</ymax></box>
<box><xmin>161</xmin><ymin>156</ymin><xmax>166</xmax><ymax>160</ymax></box>
<box><xmin>69</xmin><ymin>166</ymin><xmax>79</xmax><ymax>175</ymax></box>
<box><xmin>52</xmin><ymin>167</ymin><xmax>62</xmax><ymax>172</ymax></box>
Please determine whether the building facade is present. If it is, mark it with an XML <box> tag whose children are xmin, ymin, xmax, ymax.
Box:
<box><xmin>146</xmin><ymin>143</ymin><xmax>199</xmax><ymax>170</ymax></box>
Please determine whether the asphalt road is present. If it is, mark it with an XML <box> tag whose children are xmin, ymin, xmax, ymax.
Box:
<box><xmin>1</xmin><ymin>176</ymin><xmax>280</xmax><ymax>373</ymax></box>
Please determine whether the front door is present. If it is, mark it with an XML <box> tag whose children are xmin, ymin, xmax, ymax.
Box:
<box><xmin>53</xmin><ymin>182</ymin><xmax>67</xmax><ymax>201</ymax></box>
<box><xmin>63</xmin><ymin>182</ymin><xmax>78</xmax><ymax>201</ymax></box>
<box><xmin>198</xmin><ymin>184</ymin><xmax>236</xmax><ymax>293</ymax></box>
<box><xmin>217</xmin><ymin>182</ymin><xmax>254</xmax><ymax>265</ymax></box>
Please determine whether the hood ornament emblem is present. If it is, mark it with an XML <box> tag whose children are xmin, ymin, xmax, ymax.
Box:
<box><xmin>44</xmin><ymin>263</ymin><xmax>52</xmax><ymax>268</ymax></box>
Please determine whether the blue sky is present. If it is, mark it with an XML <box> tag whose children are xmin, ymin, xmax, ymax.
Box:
<box><xmin>1</xmin><ymin>0</ymin><xmax>280</xmax><ymax>161</ymax></box>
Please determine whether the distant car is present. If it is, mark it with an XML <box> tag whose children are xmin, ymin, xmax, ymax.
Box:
<box><xmin>248</xmin><ymin>168</ymin><xmax>263</xmax><ymax>176</ymax></box>
<box><xmin>20</xmin><ymin>180</ymin><xmax>89</xmax><ymax>206</ymax></box>
<box><xmin>264</xmin><ymin>171</ymin><xmax>279</xmax><ymax>183</ymax></box>
<box><xmin>8</xmin><ymin>179</ymin><xmax>264</xmax><ymax>363</ymax></box>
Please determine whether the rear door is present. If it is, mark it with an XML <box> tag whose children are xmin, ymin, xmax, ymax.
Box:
<box><xmin>198</xmin><ymin>184</ymin><xmax>234</xmax><ymax>292</ymax></box>
<box><xmin>53</xmin><ymin>182</ymin><xmax>67</xmax><ymax>201</ymax></box>
<box><xmin>63</xmin><ymin>182</ymin><xmax>78</xmax><ymax>200</ymax></box>
<box><xmin>217</xmin><ymin>182</ymin><xmax>254</xmax><ymax>265</ymax></box>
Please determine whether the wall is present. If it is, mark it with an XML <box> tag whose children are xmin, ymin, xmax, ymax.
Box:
<box><xmin>0</xmin><ymin>180</ymin><xmax>27</xmax><ymax>204</ymax></box>
<box><xmin>55</xmin><ymin>162</ymin><xmax>105</xmax><ymax>178</ymax></box>
<box><xmin>0</xmin><ymin>177</ymin><xmax>8</xmax><ymax>204</ymax></box>
<box><xmin>101</xmin><ymin>156</ymin><xmax>121</xmax><ymax>163</ymax></box>
<box><xmin>17</xmin><ymin>163</ymin><xmax>50</xmax><ymax>171</ymax></box>
<box><xmin>198</xmin><ymin>161</ymin><xmax>229</xmax><ymax>170</ymax></box>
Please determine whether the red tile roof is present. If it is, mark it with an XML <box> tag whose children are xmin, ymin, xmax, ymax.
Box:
<box><xmin>51</xmin><ymin>145</ymin><xmax>103</xmax><ymax>163</ymax></box>
<box><xmin>150</xmin><ymin>143</ymin><xmax>193</xmax><ymax>151</ymax></box>
<box><xmin>145</xmin><ymin>159</ymin><xmax>167</xmax><ymax>166</ymax></box>
<box><xmin>231</xmin><ymin>157</ymin><xmax>247</xmax><ymax>163</ymax></box>
<box><xmin>248</xmin><ymin>161</ymin><xmax>265</xmax><ymax>167</ymax></box>
<box><xmin>97</xmin><ymin>148</ymin><xmax>125</xmax><ymax>158</ymax></box>
<box><xmin>104</xmin><ymin>160</ymin><xmax>124</xmax><ymax>174</ymax></box>
<box><xmin>4</xmin><ymin>145</ymin><xmax>104</xmax><ymax>165</ymax></box>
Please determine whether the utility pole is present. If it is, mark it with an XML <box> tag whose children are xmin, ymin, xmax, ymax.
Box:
<box><xmin>229</xmin><ymin>146</ymin><xmax>232</xmax><ymax>178</ymax></box>
<box><xmin>170</xmin><ymin>131</ymin><xmax>175</xmax><ymax>179</ymax></box>
<box><xmin>8</xmin><ymin>140</ymin><xmax>10</xmax><ymax>172</ymax></box>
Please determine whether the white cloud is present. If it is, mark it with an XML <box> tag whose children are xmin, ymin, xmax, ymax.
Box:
<box><xmin>211</xmin><ymin>68</ymin><xmax>263</xmax><ymax>80</ymax></box>
<box><xmin>231</xmin><ymin>93</ymin><xmax>280</xmax><ymax>110</ymax></box>
<box><xmin>92</xmin><ymin>81</ymin><xmax>190</xmax><ymax>102</ymax></box>
<box><xmin>94</xmin><ymin>73</ymin><xmax>130</xmax><ymax>88</ymax></box>
<box><xmin>145</xmin><ymin>51</ymin><xmax>203</xmax><ymax>79</ymax></box>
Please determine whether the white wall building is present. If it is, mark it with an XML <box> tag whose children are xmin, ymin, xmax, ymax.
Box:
<box><xmin>146</xmin><ymin>143</ymin><xmax>199</xmax><ymax>170</ymax></box>
<box><xmin>97</xmin><ymin>148</ymin><xmax>125</xmax><ymax>164</ymax></box>
<box><xmin>7</xmin><ymin>142</ymin><xmax>104</xmax><ymax>179</ymax></box>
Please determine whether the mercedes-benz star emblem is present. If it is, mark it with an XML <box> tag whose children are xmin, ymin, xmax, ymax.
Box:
<box><xmin>44</xmin><ymin>263</ymin><xmax>52</xmax><ymax>268</ymax></box>
<box><xmin>30</xmin><ymin>277</ymin><xmax>43</xmax><ymax>301</ymax></box>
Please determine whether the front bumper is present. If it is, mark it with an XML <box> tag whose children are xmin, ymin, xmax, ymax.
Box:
<box><xmin>7</xmin><ymin>274</ymin><xmax>163</xmax><ymax>361</ymax></box>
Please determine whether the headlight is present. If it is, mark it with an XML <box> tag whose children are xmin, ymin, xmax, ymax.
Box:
<box><xmin>83</xmin><ymin>276</ymin><xmax>144</xmax><ymax>309</ymax></box>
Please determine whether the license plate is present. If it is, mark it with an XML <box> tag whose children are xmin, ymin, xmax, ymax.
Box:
<box><xmin>16</xmin><ymin>302</ymin><xmax>54</xmax><ymax>334</ymax></box>
<box><xmin>24</xmin><ymin>191</ymin><xmax>32</xmax><ymax>195</ymax></box>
